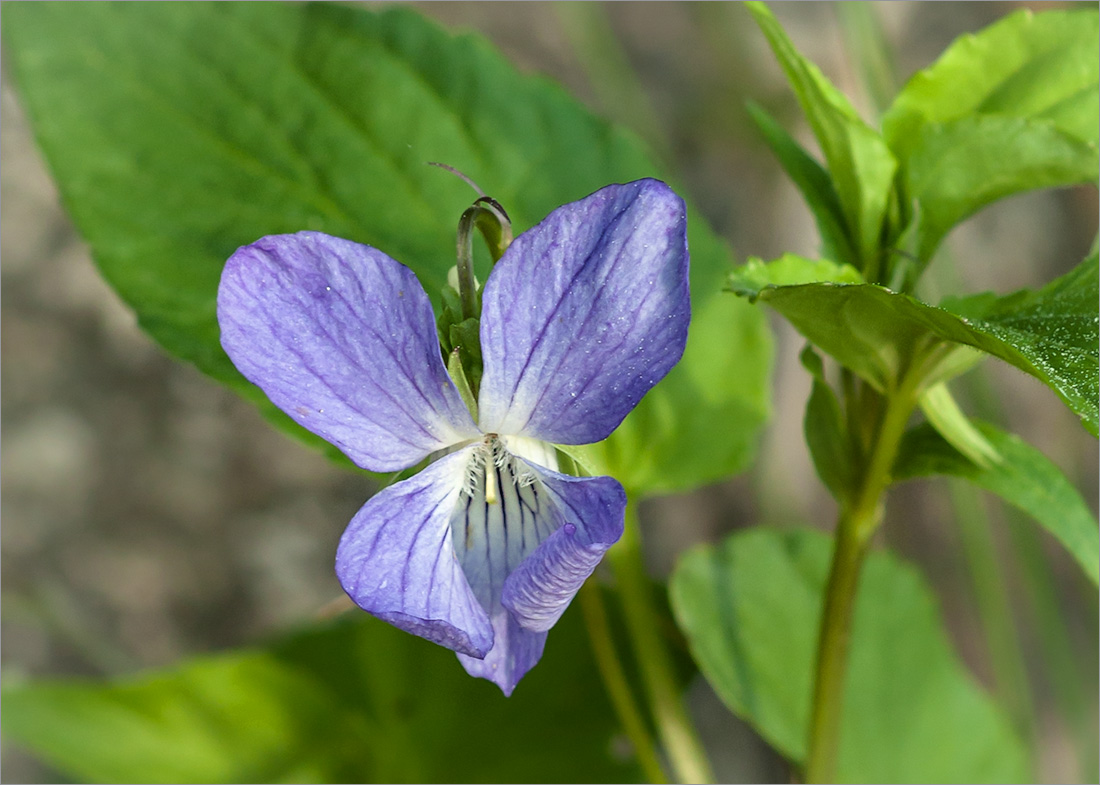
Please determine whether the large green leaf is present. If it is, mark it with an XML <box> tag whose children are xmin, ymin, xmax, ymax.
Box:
<box><xmin>729</xmin><ymin>253</ymin><xmax>1099</xmax><ymax>433</ymax></box>
<box><xmin>884</xmin><ymin>8</ymin><xmax>1100</xmax><ymax>159</ymax></box>
<box><xmin>894</xmin><ymin>421</ymin><xmax>1099</xmax><ymax>585</ymax></box>
<box><xmin>669</xmin><ymin>527</ymin><xmax>1028</xmax><ymax>783</ymax></box>
<box><xmin>1</xmin><ymin>609</ymin><xmax>641</xmax><ymax>784</ymax></box>
<box><xmin>745</xmin><ymin>2</ymin><xmax>897</xmax><ymax>274</ymax></box>
<box><xmin>2</xmin><ymin>1</ymin><xmax>770</xmax><ymax>496</ymax></box>
<box><xmin>906</xmin><ymin>114</ymin><xmax>1098</xmax><ymax>262</ymax></box>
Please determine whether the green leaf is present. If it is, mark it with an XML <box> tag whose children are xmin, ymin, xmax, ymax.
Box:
<box><xmin>894</xmin><ymin>421</ymin><xmax>1099</xmax><ymax>586</ymax></box>
<box><xmin>730</xmin><ymin>255</ymin><xmax>980</xmax><ymax>392</ymax></box>
<box><xmin>729</xmin><ymin>253</ymin><xmax>1099</xmax><ymax>432</ymax></box>
<box><xmin>945</xmin><ymin>251</ymin><xmax>1100</xmax><ymax>435</ymax></box>
<box><xmin>669</xmin><ymin>527</ymin><xmax>1029</xmax><ymax>783</ymax></box>
<box><xmin>918</xmin><ymin>382</ymin><xmax>1001</xmax><ymax>469</ymax></box>
<box><xmin>1</xmin><ymin>609</ymin><xmax>641</xmax><ymax>784</ymax></box>
<box><xmin>884</xmin><ymin>8</ymin><xmax>1100</xmax><ymax>159</ymax></box>
<box><xmin>745</xmin><ymin>101</ymin><xmax>857</xmax><ymax>266</ymax></box>
<box><xmin>2</xmin><ymin>1</ymin><xmax>770</xmax><ymax>497</ymax></box>
<box><xmin>906</xmin><ymin>114</ymin><xmax>1098</xmax><ymax>262</ymax></box>
<box><xmin>800</xmin><ymin>346</ymin><xmax>855</xmax><ymax>503</ymax></box>
<box><xmin>728</xmin><ymin>253</ymin><xmax>863</xmax><ymax>292</ymax></box>
<box><xmin>745</xmin><ymin>2</ymin><xmax>898</xmax><ymax>274</ymax></box>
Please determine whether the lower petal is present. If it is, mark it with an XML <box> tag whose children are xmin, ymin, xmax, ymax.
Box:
<box><xmin>456</xmin><ymin>610</ymin><xmax>547</xmax><ymax>696</ymax></box>
<box><xmin>502</xmin><ymin>469</ymin><xmax>626</xmax><ymax>632</ymax></box>
<box><xmin>335</xmin><ymin>449</ymin><xmax>493</xmax><ymax>658</ymax></box>
<box><xmin>445</xmin><ymin>442</ymin><xmax>625</xmax><ymax>694</ymax></box>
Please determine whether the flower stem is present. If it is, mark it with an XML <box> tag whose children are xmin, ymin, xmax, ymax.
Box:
<box><xmin>578</xmin><ymin>581</ymin><xmax>668</xmax><ymax>784</ymax></box>
<box><xmin>805</xmin><ymin>370</ymin><xmax>922</xmax><ymax>782</ymax></box>
<box><xmin>804</xmin><ymin>504</ymin><xmax>873</xmax><ymax>783</ymax></box>
<box><xmin>610</xmin><ymin>508</ymin><xmax>715</xmax><ymax>784</ymax></box>
<box><xmin>455</xmin><ymin>206</ymin><xmax>482</xmax><ymax>321</ymax></box>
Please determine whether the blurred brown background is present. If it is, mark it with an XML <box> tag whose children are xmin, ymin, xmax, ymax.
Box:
<box><xmin>2</xmin><ymin>2</ymin><xmax>1096</xmax><ymax>782</ymax></box>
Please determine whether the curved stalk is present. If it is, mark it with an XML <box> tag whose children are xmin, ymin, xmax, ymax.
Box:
<box><xmin>454</xmin><ymin>197</ymin><xmax>513</xmax><ymax>321</ymax></box>
<box><xmin>578</xmin><ymin>581</ymin><xmax>668</xmax><ymax>784</ymax></box>
<box><xmin>609</xmin><ymin>508</ymin><xmax>715</xmax><ymax>784</ymax></box>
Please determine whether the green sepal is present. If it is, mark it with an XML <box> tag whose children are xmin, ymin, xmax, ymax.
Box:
<box><xmin>441</xmin><ymin>283</ymin><xmax>464</xmax><ymax>327</ymax></box>
<box><xmin>437</xmin><ymin>281</ymin><xmax>465</xmax><ymax>356</ymax></box>
<box><xmin>448</xmin><ymin>317</ymin><xmax>483</xmax><ymax>398</ymax></box>
<box><xmin>437</xmin><ymin>277</ymin><xmax>483</xmax><ymax>403</ymax></box>
<box><xmin>446</xmin><ymin>347</ymin><xmax>479</xmax><ymax>422</ymax></box>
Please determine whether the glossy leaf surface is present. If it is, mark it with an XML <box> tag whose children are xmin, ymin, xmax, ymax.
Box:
<box><xmin>730</xmin><ymin>253</ymin><xmax>1099</xmax><ymax>433</ymax></box>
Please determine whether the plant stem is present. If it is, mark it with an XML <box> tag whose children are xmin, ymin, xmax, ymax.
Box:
<box><xmin>805</xmin><ymin>371</ymin><xmax>922</xmax><ymax>782</ymax></box>
<box><xmin>804</xmin><ymin>509</ymin><xmax>872</xmax><ymax>783</ymax></box>
<box><xmin>578</xmin><ymin>581</ymin><xmax>668</xmax><ymax>784</ymax></box>
<box><xmin>951</xmin><ymin>480</ymin><xmax>1035</xmax><ymax>737</ymax></box>
<box><xmin>609</xmin><ymin>509</ymin><xmax>715</xmax><ymax>784</ymax></box>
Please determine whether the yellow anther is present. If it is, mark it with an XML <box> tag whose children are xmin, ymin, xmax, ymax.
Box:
<box><xmin>485</xmin><ymin>463</ymin><xmax>498</xmax><ymax>505</ymax></box>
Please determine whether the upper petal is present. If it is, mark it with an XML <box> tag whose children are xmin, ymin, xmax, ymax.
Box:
<box><xmin>477</xmin><ymin>179</ymin><xmax>690</xmax><ymax>445</ymax></box>
<box><xmin>218</xmin><ymin>231</ymin><xmax>478</xmax><ymax>472</ymax></box>
<box><xmin>335</xmin><ymin>449</ymin><xmax>494</xmax><ymax>658</ymax></box>
<box><xmin>502</xmin><ymin>468</ymin><xmax>626</xmax><ymax>632</ymax></box>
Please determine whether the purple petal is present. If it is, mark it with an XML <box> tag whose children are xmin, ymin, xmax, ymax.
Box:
<box><xmin>335</xmin><ymin>449</ymin><xmax>493</xmax><ymax>658</ymax></box>
<box><xmin>448</xmin><ymin>443</ymin><xmax>624</xmax><ymax>693</ymax></box>
<box><xmin>502</xmin><ymin>468</ymin><xmax>626</xmax><ymax>632</ymax></box>
<box><xmin>218</xmin><ymin>231</ymin><xmax>478</xmax><ymax>472</ymax></box>
<box><xmin>478</xmin><ymin>179</ymin><xmax>690</xmax><ymax>445</ymax></box>
<box><xmin>457</xmin><ymin>611</ymin><xmax>547</xmax><ymax>696</ymax></box>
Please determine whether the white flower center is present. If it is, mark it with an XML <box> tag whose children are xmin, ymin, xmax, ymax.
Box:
<box><xmin>451</xmin><ymin>433</ymin><xmax>561</xmax><ymax>610</ymax></box>
<box><xmin>460</xmin><ymin>433</ymin><xmax>559</xmax><ymax>502</ymax></box>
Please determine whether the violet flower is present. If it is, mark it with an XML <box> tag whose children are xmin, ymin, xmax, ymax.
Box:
<box><xmin>217</xmin><ymin>179</ymin><xmax>689</xmax><ymax>694</ymax></box>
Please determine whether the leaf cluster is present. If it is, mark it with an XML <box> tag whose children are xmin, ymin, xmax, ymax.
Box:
<box><xmin>734</xmin><ymin>2</ymin><xmax>1098</xmax><ymax>546</ymax></box>
<box><xmin>671</xmin><ymin>5</ymin><xmax>1099</xmax><ymax>781</ymax></box>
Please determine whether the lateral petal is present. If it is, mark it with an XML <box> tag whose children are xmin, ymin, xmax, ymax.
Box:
<box><xmin>335</xmin><ymin>449</ymin><xmax>493</xmax><ymax>658</ymax></box>
<box><xmin>478</xmin><ymin>179</ymin><xmax>690</xmax><ymax>445</ymax></box>
<box><xmin>218</xmin><ymin>231</ymin><xmax>478</xmax><ymax>472</ymax></box>
<box><xmin>502</xmin><ymin>468</ymin><xmax>626</xmax><ymax>632</ymax></box>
